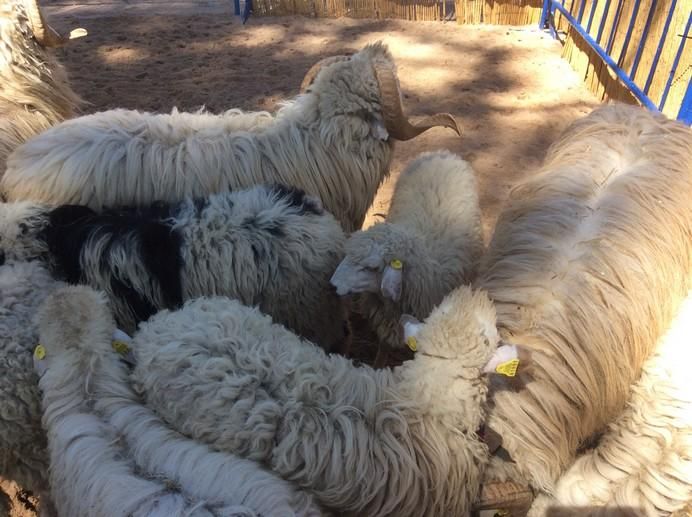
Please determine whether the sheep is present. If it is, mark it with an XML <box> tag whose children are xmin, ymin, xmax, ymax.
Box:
<box><xmin>33</xmin><ymin>285</ymin><xmax>323</xmax><ymax>517</ymax></box>
<box><xmin>0</xmin><ymin>0</ymin><xmax>82</xmax><ymax>175</ymax></box>
<box><xmin>0</xmin><ymin>184</ymin><xmax>348</xmax><ymax>351</ymax></box>
<box><xmin>0</xmin><ymin>42</ymin><xmax>460</xmax><ymax>233</ymax></box>
<box><xmin>526</xmin><ymin>290</ymin><xmax>692</xmax><ymax>517</ymax></box>
<box><xmin>122</xmin><ymin>282</ymin><xmax>500</xmax><ymax>516</ymax></box>
<box><xmin>475</xmin><ymin>103</ymin><xmax>692</xmax><ymax>494</ymax></box>
<box><xmin>0</xmin><ymin>260</ymin><xmax>66</xmax><ymax>515</ymax></box>
<box><xmin>329</xmin><ymin>150</ymin><xmax>483</xmax><ymax>364</ymax></box>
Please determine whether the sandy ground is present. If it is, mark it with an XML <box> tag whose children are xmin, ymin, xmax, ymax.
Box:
<box><xmin>4</xmin><ymin>5</ymin><xmax>599</xmax><ymax>515</ymax></box>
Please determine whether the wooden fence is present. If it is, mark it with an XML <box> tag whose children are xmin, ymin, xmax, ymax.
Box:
<box><xmin>251</xmin><ymin>0</ymin><xmax>544</xmax><ymax>23</ymax></box>
<box><xmin>550</xmin><ymin>0</ymin><xmax>691</xmax><ymax>120</ymax></box>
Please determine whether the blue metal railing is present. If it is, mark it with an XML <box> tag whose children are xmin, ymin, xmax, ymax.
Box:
<box><xmin>541</xmin><ymin>0</ymin><xmax>692</xmax><ymax>124</ymax></box>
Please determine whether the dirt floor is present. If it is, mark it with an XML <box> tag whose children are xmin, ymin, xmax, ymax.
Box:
<box><xmin>4</xmin><ymin>5</ymin><xmax>600</xmax><ymax>515</ymax></box>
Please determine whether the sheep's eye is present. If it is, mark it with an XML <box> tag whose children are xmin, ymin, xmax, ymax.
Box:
<box><xmin>18</xmin><ymin>223</ymin><xmax>28</xmax><ymax>235</ymax></box>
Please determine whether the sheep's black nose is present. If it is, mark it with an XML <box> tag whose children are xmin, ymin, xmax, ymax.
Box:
<box><xmin>0</xmin><ymin>250</ymin><xmax>5</xmax><ymax>266</ymax></box>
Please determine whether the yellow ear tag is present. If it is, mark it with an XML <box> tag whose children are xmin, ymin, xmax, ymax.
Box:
<box><xmin>112</xmin><ymin>340</ymin><xmax>130</xmax><ymax>356</ymax></box>
<box><xmin>406</xmin><ymin>336</ymin><xmax>418</xmax><ymax>352</ymax></box>
<box><xmin>496</xmin><ymin>359</ymin><xmax>519</xmax><ymax>377</ymax></box>
<box><xmin>34</xmin><ymin>344</ymin><xmax>46</xmax><ymax>360</ymax></box>
<box><xmin>390</xmin><ymin>259</ymin><xmax>403</xmax><ymax>270</ymax></box>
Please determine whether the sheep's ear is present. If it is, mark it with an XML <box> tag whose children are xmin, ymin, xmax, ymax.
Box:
<box><xmin>380</xmin><ymin>263</ymin><xmax>402</xmax><ymax>301</ymax></box>
<box><xmin>400</xmin><ymin>314</ymin><xmax>422</xmax><ymax>351</ymax></box>
<box><xmin>330</xmin><ymin>258</ymin><xmax>379</xmax><ymax>296</ymax></box>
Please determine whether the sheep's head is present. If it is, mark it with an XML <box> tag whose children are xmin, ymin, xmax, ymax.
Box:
<box><xmin>35</xmin><ymin>285</ymin><xmax>116</xmax><ymax>379</ymax></box>
<box><xmin>330</xmin><ymin>222</ymin><xmax>418</xmax><ymax>303</ymax></box>
<box><xmin>301</xmin><ymin>42</ymin><xmax>460</xmax><ymax>142</ymax></box>
<box><xmin>0</xmin><ymin>201</ymin><xmax>49</xmax><ymax>264</ymax></box>
<box><xmin>403</xmin><ymin>286</ymin><xmax>498</xmax><ymax>365</ymax></box>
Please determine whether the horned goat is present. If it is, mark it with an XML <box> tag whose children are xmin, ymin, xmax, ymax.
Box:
<box><xmin>0</xmin><ymin>0</ymin><xmax>82</xmax><ymax>175</ymax></box>
<box><xmin>476</xmin><ymin>103</ymin><xmax>692</xmax><ymax>493</ymax></box>
<box><xmin>330</xmin><ymin>150</ymin><xmax>483</xmax><ymax>364</ymax></box>
<box><xmin>33</xmin><ymin>285</ymin><xmax>323</xmax><ymax>517</ymax></box>
<box><xmin>0</xmin><ymin>185</ymin><xmax>348</xmax><ymax>351</ymax></box>
<box><xmin>0</xmin><ymin>42</ymin><xmax>459</xmax><ymax>232</ymax></box>
<box><xmin>527</xmin><ymin>290</ymin><xmax>692</xmax><ymax>517</ymax></box>
<box><xmin>123</xmin><ymin>283</ymin><xmax>502</xmax><ymax>516</ymax></box>
<box><xmin>0</xmin><ymin>260</ymin><xmax>65</xmax><ymax>515</ymax></box>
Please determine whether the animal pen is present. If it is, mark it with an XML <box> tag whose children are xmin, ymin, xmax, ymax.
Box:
<box><xmin>245</xmin><ymin>0</ymin><xmax>691</xmax><ymax>123</ymax></box>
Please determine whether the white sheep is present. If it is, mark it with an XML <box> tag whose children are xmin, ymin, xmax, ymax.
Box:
<box><xmin>330</xmin><ymin>150</ymin><xmax>483</xmax><ymax>364</ymax></box>
<box><xmin>123</xmin><ymin>284</ymin><xmax>499</xmax><ymax>516</ymax></box>
<box><xmin>0</xmin><ymin>42</ymin><xmax>460</xmax><ymax>232</ymax></box>
<box><xmin>0</xmin><ymin>184</ymin><xmax>348</xmax><ymax>351</ymax></box>
<box><xmin>527</xmin><ymin>290</ymin><xmax>692</xmax><ymax>517</ymax></box>
<box><xmin>0</xmin><ymin>260</ymin><xmax>65</xmax><ymax>515</ymax></box>
<box><xmin>476</xmin><ymin>103</ymin><xmax>692</xmax><ymax>494</ymax></box>
<box><xmin>0</xmin><ymin>0</ymin><xmax>82</xmax><ymax>174</ymax></box>
<box><xmin>33</xmin><ymin>285</ymin><xmax>323</xmax><ymax>517</ymax></box>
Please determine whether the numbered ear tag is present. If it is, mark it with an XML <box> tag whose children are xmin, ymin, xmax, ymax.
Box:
<box><xmin>406</xmin><ymin>336</ymin><xmax>418</xmax><ymax>352</ymax></box>
<box><xmin>496</xmin><ymin>359</ymin><xmax>519</xmax><ymax>377</ymax></box>
<box><xmin>390</xmin><ymin>259</ymin><xmax>403</xmax><ymax>270</ymax></box>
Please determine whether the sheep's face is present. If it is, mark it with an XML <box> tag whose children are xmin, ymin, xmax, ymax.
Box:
<box><xmin>309</xmin><ymin>42</ymin><xmax>396</xmax><ymax>144</ymax></box>
<box><xmin>0</xmin><ymin>201</ymin><xmax>47</xmax><ymax>264</ymax></box>
<box><xmin>406</xmin><ymin>286</ymin><xmax>499</xmax><ymax>364</ymax></box>
<box><xmin>330</xmin><ymin>223</ymin><xmax>415</xmax><ymax>302</ymax></box>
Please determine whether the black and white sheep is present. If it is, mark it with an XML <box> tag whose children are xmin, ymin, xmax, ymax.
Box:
<box><xmin>330</xmin><ymin>150</ymin><xmax>483</xmax><ymax>364</ymax></box>
<box><xmin>0</xmin><ymin>185</ymin><xmax>348</xmax><ymax>351</ymax></box>
<box><xmin>0</xmin><ymin>0</ymin><xmax>82</xmax><ymax>174</ymax></box>
<box><xmin>1</xmin><ymin>42</ymin><xmax>460</xmax><ymax>232</ymax></box>
<box><xmin>476</xmin><ymin>103</ymin><xmax>692</xmax><ymax>494</ymax></box>
<box><xmin>33</xmin><ymin>285</ymin><xmax>323</xmax><ymax>517</ymax></box>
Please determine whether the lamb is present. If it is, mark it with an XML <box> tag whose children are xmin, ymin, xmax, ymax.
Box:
<box><xmin>330</xmin><ymin>150</ymin><xmax>483</xmax><ymax>364</ymax></box>
<box><xmin>0</xmin><ymin>42</ymin><xmax>460</xmax><ymax>232</ymax></box>
<box><xmin>0</xmin><ymin>0</ymin><xmax>82</xmax><ymax>174</ymax></box>
<box><xmin>475</xmin><ymin>103</ymin><xmax>692</xmax><ymax>494</ymax></box>
<box><xmin>0</xmin><ymin>184</ymin><xmax>348</xmax><ymax>351</ymax></box>
<box><xmin>33</xmin><ymin>285</ymin><xmax>323</xmax><ymax>517</ymax></box>
<box><xmin>0</xmin><ymin>260</ymin><xmax>66</xmax><ymax>515</ymax></box>
<box><xmin>123</xmin><ymin>283</ymin><xmax>499</xmax><ymax>516</ymax></box>
<box><xmin>527</xmin><ymin>290</ymin><xmax>692</xmax><ymax>517</ymax></box>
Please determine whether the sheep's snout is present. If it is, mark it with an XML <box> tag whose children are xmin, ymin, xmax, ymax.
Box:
<box><xmin>330</xmin><ymin>258</ymin><xmax>380</xmax><ymax>296</ymax></box>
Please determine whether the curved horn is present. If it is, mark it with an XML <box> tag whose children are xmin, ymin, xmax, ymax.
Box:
<box><xmin>374</xmin><ymin>62</ymin><xmax>461</xmax><ymax>141</ymax></box>
<box><xmin>300</xmin><ymin>55</ymin><xmax>351</xmax><ymax>93</ymax></box>
<box><xmin>24</xmin><ymin>0</ymin><xmax>69</xmax><ymax>47</ymax></box>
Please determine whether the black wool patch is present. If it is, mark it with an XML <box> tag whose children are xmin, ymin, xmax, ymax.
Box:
<box><xmin>43</xmin><ymin>202</ymin><xmax>185</xmax><ymax>322</ymax></box>
<box><xmin>268</xmin><ymin>184</ymin><xmax>324</xmax><ymax>216</ymax></box>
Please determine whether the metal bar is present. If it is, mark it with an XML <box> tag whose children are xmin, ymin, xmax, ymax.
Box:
<box><xmin>596</xmin><ymin>0</ymin><xmax>612</xmax><ymax>43</ymax></box>
<box><xmin>605</xmin><ymin>0</ymin><xmax>624</xmax><ymax>54</ymax></box>
<box><xmin>678</xmin><ymin>79</ymin><xmax>692</xmax><ymax>123</ymax></box>
<box><xmin>617</xmin><ymin>0</ymin><xmax>641</xmax><ymax>65</ymax></box>
<box><xmin>576</xmin><ymin>0</ymin><xmax>587</xmax><ymax>23</ymax></box>
<box><xmin>552</xmin><ymin>1</ymin><xmax>658</xmax><ymax>111</ymax></box>
<box><xmin>242</xmin><ymin>0</ymin><xmax>252</xmax><ymax>23</ymax></box>
<box><xmin>643</xmin><ymin>0</ymin><xmax>677</xmax><ymax>94</ymax></box>
<box><xmin>629</xmin><ymin>0</ymin><xmax>658</xmax><ymax>79</ymax></box>
<box><xmin>659</xmin><ymin>10</ymin><xmax>691</xmax><ymax>110</ymax></box>
<box><xmin>540</xmin><ymin>0</ymin><xmax>551</xmax><ymax>28</ymax></box>
<box><xmin>586</xmin><ymin>0</ymin><xmax>598</xmax><ymax>33</ymax></box>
